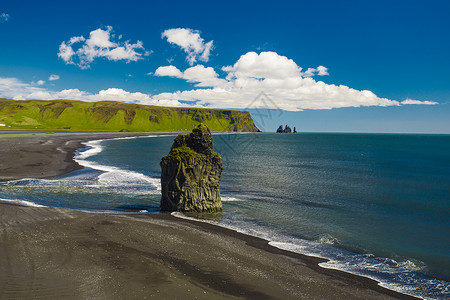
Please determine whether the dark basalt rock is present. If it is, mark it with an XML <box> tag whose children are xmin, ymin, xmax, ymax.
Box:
<box><xmin>276</xmin><ymin>124</ymin><xmax>296</xmax><ymax>133</ymax></box>
<box><xmin>160</xmin><ymin>124</ymin><xmax>223</xmax><ymax>212</ymax></box>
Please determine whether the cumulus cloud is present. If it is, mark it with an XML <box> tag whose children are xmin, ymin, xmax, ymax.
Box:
<box><xmin>36</xmin><ymin>80</ymin><xmax>46</xmax><ymax>85</ymax></box>
<box><xmin>0</xmin><ymin>50</ymin><xmax>438</xmax><ymax>112</ymax></box>
<box><xmin>182</xmin><ymin>65</ymin><xmax>227</xmax><ymax>87</ymax></box>
<box><xmin>222</xmin><ymin>51</ymin><xmax>302</xmax><ymax>80</ymax></box>
<box><xmin>302</xmin><ymin>65</ymin><xmax>329</xmax><ymax>77</ymax></box>
<box><xmin>49</xmin><ymin>74</ymin><xmax>60</xmax><ymax>81</ymax></box>
<box><xmin>58</xmin><ymin>26</ymin><xmax>147</xmax><ymax>69</ymax></box>
<box><xmin>401</xmin><ymin>98</ymin><xmax>438</xmax><ymax>105</ymax></box>
<box><xmin>162</xmin><ymin>28</ymin><xmax>213</xmax><ymax>65</ymax></box>
<box><xmin>151</xmin><ymin>51</ymin><xmax>437</xmax><ymax>111</ymax></box>
<box><xmin>154</xmin><ymin>65</ymin><xmax>183</xmax><ymax>78</ymax></box>
<box><xmin>155</xmin><ymin>65</ymin><xmax>227</xmax><ymax>87</ymax></box>
<box><xmin>317</xmin><ymin>66</ymin><xmax>329</xmax><ymax>76</ymax></box>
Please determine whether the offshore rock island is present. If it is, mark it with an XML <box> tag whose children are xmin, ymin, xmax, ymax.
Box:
<box><xmin>277</xmin><ymin>124</ymin><xmax>297</xmax><ymax>133</ymax></box>
<box><xmin>160</xmin><ymin>124</ymin><xmax>223</xmax><ymax>212</ymax></box>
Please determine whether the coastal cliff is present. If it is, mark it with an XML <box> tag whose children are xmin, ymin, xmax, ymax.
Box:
<box><xmin>160</xmin><ymin>124</ymin><xmax>223</xmax><ymax>212</ymax></box>
<box><xmin>0</xmin><ymin>98</ymin><xmax>259</xmax><ymax>132</ymax></box>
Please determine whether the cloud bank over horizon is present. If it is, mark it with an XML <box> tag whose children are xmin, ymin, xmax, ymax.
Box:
<box><xmin>0</xmin><ymin>53</ymin><xmax>437</xmax><ymax>111</ymax></box>
<box><xmin>152</xmin><ymin>51</ymin><xmax>436</xmax><ymax>110</ymax></box>
<box><xmin>1</xmin><ymin>27</ymin><xmax>438</xmax><ymax>111</ymax></box>
<box><xmin>0</xmin><ymin>77</ymin><xmax>181</xmax><ymax>107</ymax></box>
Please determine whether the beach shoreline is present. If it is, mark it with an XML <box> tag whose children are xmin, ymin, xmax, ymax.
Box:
<box><xmin>0</xmin><ymin>132</ymin><xmax>417</xmax><ymax>299</ymax></box>
<box><xmin>0</xmin><ymin>132</ymin><xmax>175</xmax><ymax>182</ymax></box>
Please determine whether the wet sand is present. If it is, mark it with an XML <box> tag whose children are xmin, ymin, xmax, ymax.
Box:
<box><xmin>0</xmin><ymin>204</ymin><xmax>416</xmax><ymax>299</ymax></box>
<box><xmin>0</xmin><ymin>133</ymin><xmax>416</xmax><ymax>299</ymax></box>
<box><xmin>0</xmin><ymin>132</ymin><xmax>170</xmax><ymax>182</ymax></box>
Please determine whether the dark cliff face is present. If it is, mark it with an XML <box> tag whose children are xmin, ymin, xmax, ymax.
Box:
<box><xmin>160</xmin><ymin>124</ymin><xmax>223</xmax><ymax>212</ymax></box>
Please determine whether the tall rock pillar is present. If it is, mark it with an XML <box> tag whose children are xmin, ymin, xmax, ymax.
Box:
<box><xmin>160</xmin><ymin>124</ymin><xmax>223</xmax><ymax>212</ymax></box>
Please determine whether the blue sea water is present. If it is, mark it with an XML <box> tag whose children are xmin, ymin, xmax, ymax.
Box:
<box><xmin>0</xmin><ymin>133</ymin><xmax>449</xmax><ymax>299</ymax></box>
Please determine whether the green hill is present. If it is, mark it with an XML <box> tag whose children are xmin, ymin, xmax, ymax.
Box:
<box><xmin>0</xmin><ymin>99</ymin><xmax>259</xmax><ymax>132</ymax></box>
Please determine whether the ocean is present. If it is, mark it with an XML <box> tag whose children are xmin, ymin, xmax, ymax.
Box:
<box><xmin>1</xmin><ymin>133</ymin><xmax>449</xmax><ymax>299</ymax></box>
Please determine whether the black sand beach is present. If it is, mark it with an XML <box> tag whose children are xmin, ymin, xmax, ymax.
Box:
<box><xmin>0</xmin><ymin>133</ymin><xmax>416</xmax><ymax>299</ymax></box>
<box><xmin>0</xmin><ymin>132</ymin><xmax>170</xmax><ymax>182</ymax></box>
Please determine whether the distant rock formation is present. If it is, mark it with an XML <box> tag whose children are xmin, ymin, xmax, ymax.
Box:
<box><xmin>276</xmin><ymin>124</ymin><xmax>297</xmax><ymax>133</ymax></box>
<box><xmin>160</xmin><ymin>124</ymin><xmax>223</xmax><ymax>212</ymax></box>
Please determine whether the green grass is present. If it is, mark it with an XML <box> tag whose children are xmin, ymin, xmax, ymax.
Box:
<box><xmin>167</xmin><ymin>145</ymin><xmax>199</xmax><ymax>164</ymax></box>
<box><xmin>0</xmin><ymin>99</ymin><xmax>259</xmax><ymax>132</ymax></box>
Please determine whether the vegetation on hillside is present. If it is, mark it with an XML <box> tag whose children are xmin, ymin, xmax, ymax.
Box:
<box><xmin>0</xmin><ymin>99</ymin><xmax>259</xmax><ymax>132</ymax></box>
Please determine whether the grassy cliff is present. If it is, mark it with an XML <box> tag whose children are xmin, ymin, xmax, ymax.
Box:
<box><xmin>0</xmin><ymin>99</ymin><xmax>259</xmax><ymax>132</ymax></box>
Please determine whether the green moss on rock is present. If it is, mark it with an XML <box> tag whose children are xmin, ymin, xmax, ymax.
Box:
<box><xmin>160</xmin><ymin>124</ymin><xmax>223</xmax><ymax>213</ymax></box>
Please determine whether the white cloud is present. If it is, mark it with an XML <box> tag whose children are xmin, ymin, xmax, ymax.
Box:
<box><xmin>0</xmin><ymin>77</ymin><xmax>45</xmax><ymax>100</ymax></box>
<box><xmin>86</xmin><ymin>27</ymin><xmax>115</xmax><ymax>48</ymax></box>
<box><xmin>0</xmin><ymin>77</ymin><xmax>184</xmax><ymax>107</ymax></box>
<box><xmin>0</xmin><ymin>50</ymin><xmax>438</xmax><ymax>112</ymax></box>
<box><xmin>223</xmin><ymin>51</ymin><xmax>302</xmax><ymax>80</ymax></box>
<box><xmin>155</xmin><ymin>65</ymin><xmax>227</xmax><ymax>87</ymax></box>
<box><xmin>0</xmin><ymin>13</ymin><xmax>9</xmax><ymax>23</ymax></box>
<box><xmin>36</xmin><ymin>80</ymin><xmax>46</xmax><ymax>86</ymax></box>
<box><xmin>58</xmin><ymin>26</ymin><xmax>147</xmax><ymax>69</ymax></box>
<box><xmin>154</xmin><ymin>65</ymin><xmax>183</xmax><ymax>78</ymax></box>
<box><xmin>49</xmin><ymin>74</ymin><xmax>60</xmax><ymax>81</ymax></box>
<box><xmin>162</xmin><ymin>28</ymin><xmax>213</xmax><ymax>65</ymax></box>
<box><xmin>317</xmin><ymin>65</ymin><xmax>329</xmax><ymax>76</ymax></box>
<box><xmin>69</xmin><ymin>36</ymin><xmax>85</xmax><ymax>44</ymax></box>
<box><xmin>401</xmin><ymin>98</ymin><xmax>438</xmax><ymax>105</ymax></box>
<box><xmin>302</xmin><ymin>65</ymin><xmax>329</xmax><ymax>77</ymax></box>
<box><xmin>151</xmin><ymin>51</ymin><xmax>429</xmax><ymax>111</ymax></box>
<box><xmin>58</xmin><ymin>41</ymin><xmax>76</xmax><ymax>63</ymax></box>
<box><xmin>182</xmin><ymin>65</ymin><xmax>227</xmax><ymax>87</ymax></box>
<box><xmin>302</xmin><ymin>68</ymin><xmax>316</xmax><ymax>78</ymax></box>
<box><xmin>104</xmin><ymin>41</ymin><xmax>145</xmax><ymax>61</ymax></box>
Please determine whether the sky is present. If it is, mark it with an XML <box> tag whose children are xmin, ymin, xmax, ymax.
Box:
<box><xmin>0</xmin><ymin>0</ymin><xmax>449</xmax><ymax>133</ymax></box>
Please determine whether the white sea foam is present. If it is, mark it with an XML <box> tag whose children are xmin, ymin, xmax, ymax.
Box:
<box><xmin>75</xmin><ymin>137</ymin><xmax>161</xmax><ymax>192</ymax></box>
<box><xmin>317</xmin><ymin>233</ymin><xmax>338</xmax><ymax>245</ymax></box>
<box><xmin>272</xmin><ymin>239</ymin><xmax>448</xmax><ymax>299</ymax></box>
<box><xmin>396</xmin><ymin>259</ymin><xmax>426</xmax><ymax>272</ymax></box>
<box><xmin>221</xmin><ymin>196</ymin><xmax>243</xmax><ymax>202</ymax></box>
<box><xmin>77</xmin><ymin>140</ymin><xmax>104</xmax><ymax>160</ymax></box>
<box><xmin>0</xmin><ymin>198</ymin><xmax>46</xmax><ymax>208</ymax></box>
<box><xmin>171</xmin><ymin>210</ymin><xmax>449</xmax><ymax>300</ymax></box>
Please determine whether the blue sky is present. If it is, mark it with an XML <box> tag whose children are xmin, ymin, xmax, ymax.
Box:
<box><xmin>0</xmin><ymin>0</ymin><xmax>449</xmax><ymax>133</ymax></box>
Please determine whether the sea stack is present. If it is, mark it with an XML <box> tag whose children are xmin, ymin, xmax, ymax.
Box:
<box><xmin>276</xmin><ymin>124</ymin><xmax>295</xmax><ymax>133</ymax></box>
<box><xmin>160</xmin><ymin>124</ymin><xmax>223</xmax><ymax>212</ymax></box>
